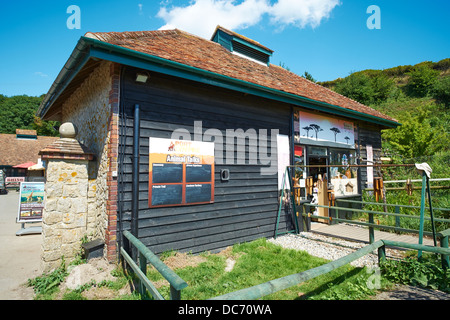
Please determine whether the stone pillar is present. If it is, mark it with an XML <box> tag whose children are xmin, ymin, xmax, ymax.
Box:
<box><xmin>39</xmin><ymin>123</ymin><xmax>94</xmax><ymax>273</ymax></box>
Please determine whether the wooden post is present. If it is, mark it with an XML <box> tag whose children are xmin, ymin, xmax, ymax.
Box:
<box><xmin>378</xmin><ymin>244</ymin><xmax>386</xmax><ymax>264</ymax></box>
<box><xmin>139</xmin><ymin>253</ymin><xmax>149</xmax><ymax>299</ymax></box>
<box><xmin>418</xmin><ymin>172</ymin><xmax>427</xmax><ymax>259</ymax></box>
<box><xmin>368</xmin><ymin>210</ymin><xmax>374</xmax><ymax>244</ymax></box>
<box><xmin>426</xmin><ymin>177</ymin><xmax>437</xmax><ymax>247</ymax></box>
<box><xmin>317</xmin><ymin>175</ymin><xmax>329</xmax><ymax>224</ymax></box>
<box><xmin>395</xmin><ymin>205</ymin><xmax>400</xmax><ymax>233</ymax></box>
<box><xmin>440</xmin><ymin>235</ymin><xmax>449</xmax><ymax>270</ymax></box>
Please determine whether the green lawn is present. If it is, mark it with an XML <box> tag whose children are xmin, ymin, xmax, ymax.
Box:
<box><xmin>146</xmin><ymin>238</ymin><xmax>389</xmax><ymax>300</ymax></box>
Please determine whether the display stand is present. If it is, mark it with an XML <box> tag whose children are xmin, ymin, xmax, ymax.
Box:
<box><xmin>16</xmin><ymin>222</ymin><xmax>42</xmax><ymax>236</ymax></box>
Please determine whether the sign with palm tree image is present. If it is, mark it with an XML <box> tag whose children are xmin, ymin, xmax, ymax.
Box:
<box><xmin>298</xmin><ymin>111</ymin><xmax>355</xmax><ymax>147</ymax></box>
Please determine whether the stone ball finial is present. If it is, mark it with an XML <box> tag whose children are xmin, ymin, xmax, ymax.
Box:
<box><xmin>59</xmin><ymin>122</ymin><xmax>78</xmax><ymax>139</ymax></box>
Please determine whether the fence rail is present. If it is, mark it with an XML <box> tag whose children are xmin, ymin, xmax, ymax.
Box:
<box><xmin>211</xmin><ymin>237</ymin><xmax>450</xmax><ymax>300</ymax></box>
<box><xmin>121</xmin><ymin>230</ymin><xmax>188</xmax><ymax>300</ymax></box>
<box><xmin>120</xmin><ymin>226</ymin><xmax>450</xmax><ymax>301</ymax></box>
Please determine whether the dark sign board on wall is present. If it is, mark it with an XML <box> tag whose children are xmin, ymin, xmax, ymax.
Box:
<box><xmin>148</xmin><ymin>138</ymin><xmax>215</xmax><ymax>208</ymax></box>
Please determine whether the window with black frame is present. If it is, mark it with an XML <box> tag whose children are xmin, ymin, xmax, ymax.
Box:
<box><xmin>329</xmin><ymin>148</ymin><xmax>358</xmax><ymax>197</ymax></box>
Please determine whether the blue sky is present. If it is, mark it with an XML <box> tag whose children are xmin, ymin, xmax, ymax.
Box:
<box><xmin>0</xmin><ymin>0</ymin><xmax>448</xmax><ymax>97</ymax></box>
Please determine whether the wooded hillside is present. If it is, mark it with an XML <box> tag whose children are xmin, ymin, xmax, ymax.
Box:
<box><xmin>0</xmin><ymin>94</ymin><xmax>59</xmax><ymax>136</ymax></box>
<box><xmin>318</xmin><ymin>58</ymin><xmax>450</xmax><ymax>169</ymax></box>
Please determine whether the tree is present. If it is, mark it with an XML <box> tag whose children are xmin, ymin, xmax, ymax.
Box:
<box><xmin>302</xmin><ymin>71</ymin><xmax>316</xmax><ymax>83</ymax></box>
<box><xmin>279</xmin><ymin>62</ymin><xmax>290</xmax><ymax>71</ymax></box>
<box><xmin>432</xmin><ymin>76</ymin><xmax>450</xmax><ymax>108</ymax></box>
<box><xmin>381</xmin><ymin>106</ymin><xmax>448</xmax><ymax>159</ymax></box>
<box><xmin>0</xmin><ymin>95</ymin><xmax>59</xmax><ymax>136</ymax></box>
<box><xmin>407</xmin><ymin>65</ymin><xmax>440</xmax><ymax>97</ymax></box>
<box><xmin>371</xmin><ymin>73</ymin><xmax>395</xmax><ymax>103</ymax></box>
<box><xmin>330</xmin><ymin>127</ymin><xmax>341</xmax><ymax>142</ymax></box>
<box><xmin>334</xmin><ymin>72</ymin><xmax>375</xmax><ymax>105</ymax></box>
<box><xmin>302</xmin><ymin>126</ymin><xmax>312</xmax><ymax>138</ymax></box>
<box><xmin>309</xmin><ymin>124</ymin><xmax>323</xmax><ymax>140</ymax></box>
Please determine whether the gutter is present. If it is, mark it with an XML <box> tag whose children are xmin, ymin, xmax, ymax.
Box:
<box><xmin>38</xmin><ymin>36</ymin><xmax>400</xmax><ymax>128</ymax></box>
<box><xmin>37</xmin><ymin>38</ymin><xmax>90</xmax><ymax>118</ymax></box>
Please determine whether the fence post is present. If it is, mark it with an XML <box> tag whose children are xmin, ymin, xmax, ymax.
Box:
<box><xmin>378</xmin><ymin>243</ymin><xmax>386</xmax><ymax>264</ymax></box>
<box><xmin>304</xmin><ymin>204</ymin><xmax>311</xmax><ymax>232</ymax></box>
<box><xmin>440</xmin><ymin>235</ymin><xmax>449</xmax><ymax>270</ymax></box>
<box><xmin>368</xmin><ymin>210</ymin><xmax>374</xmax><ymax>244</ymax></box>
<box><xmin>139</xmin><ymin>253</ymin><xmax>149</xmax><ymax>299</ymax></box>
<box><xmin>418</xmin><ymin>172</ymin><xmax>427</xmax><ymax>259</ymax></box>
<box><xmin>170</xmin><ymin>285</ymin><xmax>182</xmax><ymax>300</ymax></box>
<box><xmin>395</xmin><ymin>205</ymin><xmax>400</xmax><ymax>233</ymax></box>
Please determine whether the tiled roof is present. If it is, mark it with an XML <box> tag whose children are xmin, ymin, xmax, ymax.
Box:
<box><xmin>0</xmin><ymin>134</ymin><xmax>58</xmax><ymax>167</ymax></box>
<box><xmin>39</xmin><ymin>138</ymin><xmax>94</xmax><ymax>157</ymax></box>
<box><xmin>85</xmin><ymin>28</ymin><xmax>397</xmax><ymax>123</ymax></box>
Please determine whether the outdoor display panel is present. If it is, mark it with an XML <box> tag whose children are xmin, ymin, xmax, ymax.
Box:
<box><xmin>296</xmin><ymin>110</ymin><xmax>355</xmax><ymax>148</ymax></box>
<box><xmin>148</xmin><ymin>138</ymin><xmax>215</xmax><ymax>208</ymax></box>
<box><xmin>294</xmin><ymin>110</ymin><xmax>359</xmax><ymax>196</ymax></box>
<box><xmin>17</xmin><ymin>182</ymin><xmax>45</xmax><ymax>223</ymax></box>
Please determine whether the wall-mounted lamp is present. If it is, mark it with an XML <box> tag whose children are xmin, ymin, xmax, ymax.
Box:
<box><xmin>136</xmin><ymin>73</ymin><xmax>149</xmax><ymax>83</ymax></box>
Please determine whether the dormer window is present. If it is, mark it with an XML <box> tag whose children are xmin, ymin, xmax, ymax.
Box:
<box><xmin>16</xmin><ymin>129</ymin><xmax>37</xmax><ymax>140</ymax></box>
<box><xmin>211</xmin><ymin>26</ymin><xmax>273</xmax><ymax>66</ymax></box>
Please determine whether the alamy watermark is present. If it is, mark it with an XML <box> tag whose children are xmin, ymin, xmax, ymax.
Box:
<box><xmin>367</xmin><ymin>5</ymin><xmax>381</xmax><ymax>30</ymax></box>
<box><xmin>366</xmin><ymin>267</ymin><xmax>381</xmax><ymax>290</ymax></box>
<box><xmin>171</xmin><ymin>121</ymin><xmax>279</xmax><ymax>176</ymax></box>
<box><xmin>67</xmin><ymin>5</ymin><xmax>81</xmax><ymax>30</ymax></box>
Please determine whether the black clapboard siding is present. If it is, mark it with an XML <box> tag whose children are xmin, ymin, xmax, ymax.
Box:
<box><xmin>119</xmin><ymin>67</ymin><xmax>293</xmax><ymax>254</ymax></box>
<box><xmin>141</xmin><ymin>225</ymin><xmax>278</xmax><ymax>255</ymax></box>
<box><xmin>123</xmin><ymin>210</ymin><xmax>279</xmax><ymax>237</ymax></box>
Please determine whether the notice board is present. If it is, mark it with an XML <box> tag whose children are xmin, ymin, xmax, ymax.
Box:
<box><xmin>149</xmin><ymin>138</ymin><xmax>215</xmax><ymax>207</ymax></box>
<box><xmin>17</xmin><ymin>182</ymin><xmax>45</xmax><ymax>223</ymax></box>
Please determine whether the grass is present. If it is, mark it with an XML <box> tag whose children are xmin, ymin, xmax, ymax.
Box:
<box><xmin>29</xmin><ymin>235</ymin><xmax>449</xmax><ymax>300</ymax></box>
<box><xmin>144</xmin><ymin>238</ymin><xmax>390</xmax><ymax>300</ymax></box>
<box><xmin>28</xmin><ymin>256</ymin><xmax>138</xmax><ymax>300</ymax></box>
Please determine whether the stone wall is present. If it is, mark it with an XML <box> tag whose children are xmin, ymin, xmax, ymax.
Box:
<box><xmin>40</xmin><ymin>60</ymin><xmax>121</xmax><ymax>265</ymax></box>
<box><xmin>41</xmin><ymin>158</ymin><xmax>89</xmax><ymax>272</ymax></box>
<box><xmin>61</xmin><ymin>61</ymin><xmax>112</xmax><ymax>243</ymax></box>
<box><xmin>40</xmin><ymin>60</ymin><xmax>121</xmax><ymax>271</ymax></box>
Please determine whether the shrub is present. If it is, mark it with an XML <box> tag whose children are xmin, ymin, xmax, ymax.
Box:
<box><xmin>335</xmin><ymin>72</ymin><xmax>374</xmax><ymax>105</ymax></box>
<box><xmin>432</xmin><ymin>76</ymin><xmax>450</xmax><ymax>108</ymax></box>
<box><xmin>381</xmin><ymin>105</ymin><xmax>448</xmax><ymax>159</ymax></box>
<box><xmin>406</xmin><ymin>65</ymin><xmax>440</xmax><ymax>97</ymax></box>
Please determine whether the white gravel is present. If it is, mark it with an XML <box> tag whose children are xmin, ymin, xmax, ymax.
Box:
<box><xmin>268</xmin><ymin>232</ymin><xmax>404</xmax><ymax>268</ymax></box>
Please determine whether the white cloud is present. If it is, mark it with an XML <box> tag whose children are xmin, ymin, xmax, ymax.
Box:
<box><xmin>157</xmin><ymin>0</ymin><xmax>270</xmax><ymax>38</ymax></box>
<box><xmin>157</xmin><ymin>0</ymin><xmax>340</xmax><ymax>38</ymax></box>
<box><xmin>34</xmin><ymin>72</ymin><xmax>48</xmax><ymax>78</ymax></box>
<box><xmin>269</xmin><ymin>0</ymin><xmax>340</xmax><ymax>29</ymax></box>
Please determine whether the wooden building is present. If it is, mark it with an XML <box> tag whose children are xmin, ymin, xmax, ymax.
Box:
<box><xmin>37</xmin><ymin>26</ymin><xmax>399</xmax><ymax>260</ymax></box>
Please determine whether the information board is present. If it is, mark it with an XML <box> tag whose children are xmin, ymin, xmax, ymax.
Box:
<box><xmin>149</xmin><ymin>138</ymin><xmax>214</xmax><ymax>207</ymax></box>
<box><xmin>17</xmin><ymin>182</ymin><xmax>45</xmax><ymax>223</ymax></box>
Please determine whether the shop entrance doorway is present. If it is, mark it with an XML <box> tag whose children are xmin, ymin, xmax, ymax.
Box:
<box><xmin>306</xmin><ymin>146</ymin><xmax>328</xmax><ymax>183</ymax></box>
<box><xmin>308</xmin><ymin>156</ymin><xmax>327</xmax><ymax>183</ymax></box>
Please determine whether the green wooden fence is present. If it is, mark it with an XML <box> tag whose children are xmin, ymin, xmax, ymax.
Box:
<box><xmin>121</xmin><ymin>230</ymin><xmax>188</xmax><ymax>300</ymax></box>
<box><xmin>120</xmin><ymin>225</ymin><xmax>450</xmax><ymax>300</ymax></box>
<box><xmin>210</xmin><ymin>237</ymin><xmax>450</xmax><ymax>300</ymax></box>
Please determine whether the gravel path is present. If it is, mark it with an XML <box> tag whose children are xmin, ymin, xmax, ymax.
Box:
<box><xmin>268</xmin><ymin>231</ymin><xmax>404</xmax><ymax>268</ymax></box>
<box><xmin>268</xmin><ymin>231</ymin><xmax>450</xmax><ymax>300</ymax></box>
